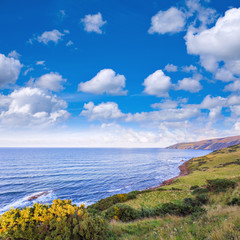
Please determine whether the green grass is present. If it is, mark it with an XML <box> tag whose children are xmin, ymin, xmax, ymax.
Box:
<box><xmin>125</xmin><ymin>145</ymin><xmax>240</xmax><ymax>209</ymax></box>
<box><xmin>125</xmin><ymin>189</ymin><xmax>192</xmax><ymax>209</ymax></box>
<box><xmin>109</xmin><ymin>206</ymin><xmax>240</xmax><ymax>240</ymax></box>
<box><xmin>107</xmin><ymin>144</ymin><xmax>240</xmax><ymax>239</ymax></box>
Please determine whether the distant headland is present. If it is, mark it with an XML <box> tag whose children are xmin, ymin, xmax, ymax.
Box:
<box><xmin>166</xmin><ymin>135</ymin><xmax>240</xmax><ymax>151</ymax></box>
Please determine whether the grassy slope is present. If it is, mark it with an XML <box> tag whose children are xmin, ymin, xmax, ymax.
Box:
<box><xmin>109</xmin><ymin>144</ymin><xmax>240</xmax><ymax>239</ymax></box>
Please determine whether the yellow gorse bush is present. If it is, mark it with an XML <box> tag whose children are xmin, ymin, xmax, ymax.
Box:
<box><xmin>0</xmin><ymin>199</ymin><xmax>107</xmax><ymax>240</ymax></box>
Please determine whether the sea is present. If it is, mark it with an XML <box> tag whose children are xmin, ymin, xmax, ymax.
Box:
<box><xmin>0</xmin><ymin>148</ymin><xmax>211</xmax><ymax>215</ymax></box>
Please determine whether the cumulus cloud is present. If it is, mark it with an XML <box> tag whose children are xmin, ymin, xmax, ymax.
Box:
<box><xmin>143</xmin><ymin>70</ymin><xmax>171</xmax><ymax>97</ymax></box>
<box><xmin>35</xmin><ymin>72</ymin><xmax>66</xmax><ymax>92</ymax></box>
<box><xmin>186</xmin><ymin>8</ymin><xmax>240</xmax><ymax>76</ymax></box>
<box><xmin>81</xmin><ymin>12</ymin><xmax>106</xmax><ymax>34</ymax></box>
<box><xmin>0</xmin><ymin>53</ymin><xmax>22</xmax><ymax>88</ymax></box>
<box><xmin>126</xmin><ymin>107</ymin><xmax>200</xmax><ymax>122</ymax></box>
<box><xmin>182</xmin><ymin>65</ymin><xmax>197</xmax><ymax>72</ymax></box>
<box><xmin>151</xmin><ymin>99</ymin><xmax>188</xmax><ymax>109</ymax></box>
<box><xmin>80</xmin><ymin>102</ymin><xmax>125</xmax><ymax>121</ymax></box>
<box><xmin>215</xmin><ymin>68</ymin><xmax>236</xmax><ymax>82</ymax></box>
<box><xmin>176</xmin><ymin>75</ymin><xmax>202</xmax><ymax>93</ymax></box>
<box><xmin>164</xmin><ymin>64</ymin><xmax>178</xmax><ymax>72</ymax></box>
<box><xmin>29</xmin><ymin>30</ymin><xmax>65</xmax><ymax>44</ymax></box>
<box><xmin>0</xmin><ymin>87</ymin><xmax>69</xmax><ymax>127</ymax></box>
<box><xmin>151</xmin><ymin>100</ymin><xmax>178</xmax><ymax>110</ymax></box>
<box><xmin>224</xmin><ymin>80</ymin><xmax>240</xmax><ymax>92</ymax></box>
<box><xmin>78</xmin><ymin>69</ymin><xmax>127</xmax><ymax>95</ymax></box>
<box><xmin>186</xmin><ymin>0</ymin><xmax>217</xmax><ymax>28</ymax></box>
<box><xmin>200</xmin><ymin>95</ymin><xmax>226</xmax><ymax>109</ymax></box>
<box><xmin>80</xmin><ymin>100</ymin><xmax>200</xmax><ymax>123</ymax></box>
<box><xmin>148</xmin><ymin>7</ymin><xmax>186</xmax><ymax>34</ymax></box>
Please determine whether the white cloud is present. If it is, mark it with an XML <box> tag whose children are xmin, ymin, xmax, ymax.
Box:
<box><xmin>78</xmin><ymin>69</ymin><xmax>127</xmax><ymax>95</ymax></box>
<box><xmin>36</xmin><ymin>61</ymin><xmax>45</xmax><ymax>65</ymax></box>
<box><xmin>8</xmin><ymin>50</ymin><xmax>21</xmax><ymax>59</ymax></box>
<box><xmin>126</xmin><ymin>107</ymin><xmax>200</xmax><ymax>122</ymax></box>
<box><xmin>208</xmin><ymin>106</ymin><xmax>222</xmax><ymax>120</ymax></box>
<box><xmin>0</xmin><ymin>53</ymin><xmax>22</xmax><ymax>88</ymax></box>
<box><xmin>64</xmin><ymin>29</ymin><xmax>70</xmax><ymax>34</ymax></box>
<box><xmin>230</xmin><ymin>105</ymin><xmax>240</xmax><ymax>116</ymax></box>
<box><xmin>80</xmin><ymin>100</ymin><xmax>200</xmax><ymax>123</ymax></box>
<box><xmin>0</xmin><ymin>87</ymin><xmax>69</xmax><ymax>127</ymax></box>
<box><xmin>200</xmin><ymin>95</ymin><xmax>227</xmax><ymax>109</ymax></box>
<box><xmin>80</xmin><ymin>102</ymin><xmax>125</xmax><ymax>121</ymax></box>
<box><xmin>186</xmin><ymin>8</ymin><xmax>240</xmax><ymax>75</ymax></box>
<box><xmin>30</xmin><ymin>30</ymin><xmax>64</xmax><ymax>44</ymax></box>
<box><xmin>182</xmin><ymin>65</ymin><xmax>197</xmax><ymax>72</ymax></box>
<box><xmin>186</xmin><ymin>0</ymin><xmax>217</xmax><ymax>28</ymax></box>
<box><xmin>225</xmin><ymin>80</ymin><xmax>240</xmax><ymax>92</ymax></box>
<box><xmin>59</xmin><ymin>10</ymin><xmax>66</xmax><ymax>20</ymax></box>
<box><xmin>24</xmin><ymin>68</ymin><xmax>34</xmax><ymax>76</ymax></box>
<box><xmin>227</xmin><ymin>95</ymin><xmax>240</xmax><ymax>106</ymax></box>
<box><xmin>164</xmin><ymin>64</ymin><xmax>178</xmax><ymax>72</ymax></box>
<box><xmin>215</xmin><ymin>68</ymin><xmax>236</xmax><ymax>82</ymax></box>
<box><xmin>176</xmin><ymin>75</ymin><xmax>202</xmax><ymax>93</ymax></box>
<box><xmin>151</xmin><ymin>100</ymin><xmax>178</xmax><ymax>109</ymax></box>
<box><xmin>66</xmin><ymin>40</ymin><xmax>73</xmax><ymax>46</ymax></box>
<box><xmin>225</xmin><ymin>60</ymin><xmax>240</xmax><ymax>75</ymax></box>
<box><xmin>35</xmin><ymin>72</ymin><xmax>66</xmax><ymax>92</ymax></box>
<box><xmin>149</xmin><ymin>7</ymin><xmax>186</xmax><ymax>34</ymax></box>
<box><xmin>151</xmin><ymin>99</ymin><xmax>188</xmax><ymax>109</ymax></box>
<box><xmin>143</xmin><ymin>70</ymin><xmax>171</xmax><ymax>97</ymax></box>
<box><xmin>81</xmin><ymin>12</ymin><xmax>106</xmax><ymax>34</ymax></box>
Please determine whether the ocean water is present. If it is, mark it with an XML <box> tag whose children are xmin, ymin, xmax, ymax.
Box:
<box><xmin>0</xmin><ymin>148</ymin><xmax>211</xmax><ymax>215</ymax></box>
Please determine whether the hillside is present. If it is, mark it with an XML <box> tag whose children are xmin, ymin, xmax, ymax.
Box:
<box><xmin>108</xmin><ymin>144</ymin><xmax>240</xmax><ymax>239</ymax></box>
<box><xmin>166</xmin><ymin>135</ymin><xmax>240</xmax><ymax>150</ymax></box>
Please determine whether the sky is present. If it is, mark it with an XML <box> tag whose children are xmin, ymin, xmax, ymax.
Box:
<box><xmin>0</xmin><ymin>0</ymin><xmax>240</xmax><ymax>147</ymax></box>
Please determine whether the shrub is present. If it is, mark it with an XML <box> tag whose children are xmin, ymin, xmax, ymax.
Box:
<box><xmin>227</xmin><ymin>197</ymin><xmax>240</xmax><ymax>206</ymax></box>
<box><xmin>190</xmin><ymin>185</ymin><xmax>199</xmax><ymax>190</ymax></box>
<box><xmin>104</xmin><ymin>204</ymin><xmax>139</xmax><ymax>222</ymax></box>
<box><xmin>126</xmin><ymin>191</ymin><xmax>139</xmax><ymax>200</ymax></box>
<box><xmin>206</xmin><ymin>178</ymin><xmax>236</xmax><ymax>193</ymax></box>
<box><xmin>154</xmin><ymin>203</ymin><xmax>193</xmax><ymax>217</ymax></box>
<box><xmin>195</xmin><ymin>194</ymin><xmax>209</xmax><ymax>205</ymax></box>
<box><xmin>183</xmin><ymin>195</ymin><xmax>209</xmax><ymax>208</ymax></box>
<box><xmin>192</xmin><ymin>188</ymin><xmax>209</xmax><ymax>195</ymax></box>
<box><xmin>0</xmin><ymin>199</ymin><xmax>108</xmax><ymax>240</ymax></box>
<box><xmin>88</xmin><ymin>191</ymin><xmax>139</xmax><ymax>212</ymax></box>
<box><xmin>154</xmin><ymin>197</ymin><xmax>207</xmax><ymax>218</ymax></box>
<box><xmin>139</xmin><ymin>207</ymin><xmax>155</xmax><ymax>218</ymax></box>
<box><xmin>183</xmin><ymin>198</ymin><xmax>199</xmax><ymax>207</ymax></box>
<box><xmin>88</xmin><ymin>194</ymin><xmax>128</xmax><ymax>212</ymax></box>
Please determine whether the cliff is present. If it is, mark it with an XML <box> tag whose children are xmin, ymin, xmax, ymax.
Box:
<box><xmin>166</xmin><ymin>135</ymin><xmax>240</xmax><ymax>150</ymax></box>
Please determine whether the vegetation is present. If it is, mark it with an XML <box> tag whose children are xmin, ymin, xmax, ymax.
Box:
<box><xmin>1</xmin><ymin>144</ymin><xmax>240</xmax><ymax>239</ymax></box>
<box><xmin>88</xmin><ymin>191</ymin><xmax>140</xmax><ymax>212</ymax></box>
<box><xmin>0</xmin><ymin>199</ymin><xmax>108</xmax><ymax>240</ymax></box>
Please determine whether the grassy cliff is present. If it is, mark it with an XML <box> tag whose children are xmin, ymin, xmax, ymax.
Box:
<box><xmin>1</xmin><ymin>144</ymin><xmax>240</xmax><ymax>239</ymax></box>
<box><xmin>108</xmin><ymin>144</ymin><xmax>240</xmax><ymax>239</ymax></box>
<box><xmin>167</xmin><ymin>135</ymin><xmax>240</xmax><ymax>150</ymax></box>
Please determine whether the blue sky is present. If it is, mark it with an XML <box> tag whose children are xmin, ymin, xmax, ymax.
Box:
<box><xmin>0</xmin><ymin>0</ymin><xmax>240</xmax><ymax>147</ymax></box>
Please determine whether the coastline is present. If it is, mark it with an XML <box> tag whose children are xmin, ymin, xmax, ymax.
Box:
<box><xmin>149</xmin><ymin>159</ymin><xmax>190</xmax><ymax>190</ymax></box>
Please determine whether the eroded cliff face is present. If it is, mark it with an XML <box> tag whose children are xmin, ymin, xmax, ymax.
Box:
<box><xmin>166</xmin><ymin>135</ymin><xmax>240</xmax><ymax>150</ymax></box>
